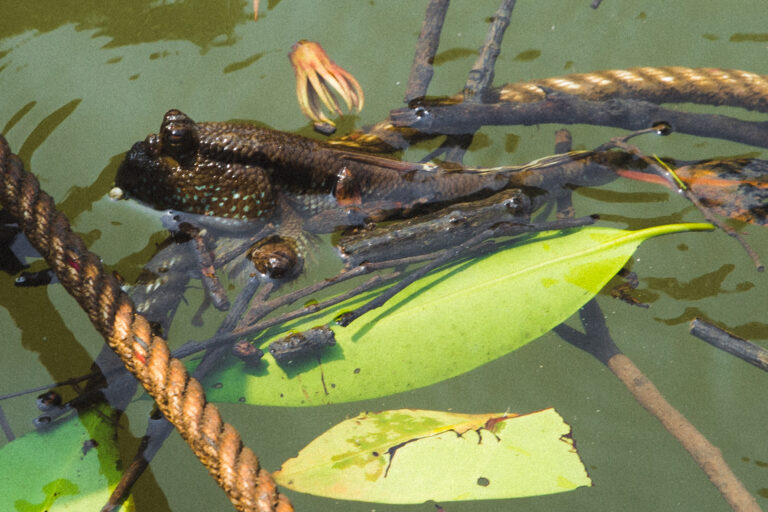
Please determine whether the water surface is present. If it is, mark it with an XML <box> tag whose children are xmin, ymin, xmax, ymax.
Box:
<box><xmin>1</xmin><ymin>1</ymin><xmax>767</xmax><ymax>510</ymax></box>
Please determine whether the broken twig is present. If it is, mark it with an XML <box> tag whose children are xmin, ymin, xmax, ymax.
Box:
<box><xmin>689</xmin><ymin>317</ymin><xmax>768</xmax><ymax>372</ymax></box>
<box><xmin>464</xmin><ymin>0</ymin><xmax>517</xmax><ymax>99</ymax></box>
<box><xmin>404</xmin><ymin>0</ymin><xmax>451</xmax><ymax>102</ymax></box>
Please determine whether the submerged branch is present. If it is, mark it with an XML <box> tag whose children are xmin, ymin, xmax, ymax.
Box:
<box><xmin>404</xmin><ymin>0</ymin><xmax>451</xmax><ymax>103</ymax></box>
<box><xmin>0</xmin><ymin>405</ymin><xmax>14</xmax><ymax>442</ymax></box>
<box><xmin>463</xmin><ymin>0</ymin><xmax>516</xmax><ymax>99</ymax></box>
<box><xmin>337</xmin><ymin>215</ymin><xmax>596</xmax><ymax>326</ymax></box>
<box><xmin>391</xmin><ymin>89</ymin><xmax>768</xmax><ymax>148</ymax></box>
<box><xmin>689</xmin><ymin>318</ymin><xmax>768</xmax><ymax>372</ymax></box>
<box><xmin>556</xmin><ymin>300</ymin><xmax>761</xmax><ymax>512</ymax></box>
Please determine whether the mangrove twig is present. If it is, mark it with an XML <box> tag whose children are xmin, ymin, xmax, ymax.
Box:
<box><xmin>174</xmin><ymin>272</ymin><xmax>400</xmax><ymax>360</ymax></box>
<box><xmin>238</xmin><ymin>264</ymin><xmax>370</xmax><ymax>327</ymax></box>
<box><xmin>555</xmin><ymin>300</ymin><xmax>760</xmax><ymax>512</ymax></box>
<box><xmin>404</xmin><ymin>0</ymin><xmax>451</xmax><ymax>103</ymax></box>
<box><xmin>389</xmin><ymin>89</ymin><xmax>768</xmax><ymax>149</ymax></box>
<box><xmin>189</xmin><ymin>226</ymin><xmax>230</xmax><ymax>311</ymax></box>
<box><xmin>689</xmin><ymin>318</ymin><xmax>768</xmax><ymax>372</ymax></box>
<box><xmin>464</xmin><ymin>0</ymin><xmax>516</xmax><ymax>99</ymax></box>
<box><xmin>0</xmin><ymin>371</ymin><xmax>101</xmax><ymax>402</ymax></box>
<box><xmin>337</xmin><ymin>215</ymin><xmax>595</xmax><ymax>326</ymax></box>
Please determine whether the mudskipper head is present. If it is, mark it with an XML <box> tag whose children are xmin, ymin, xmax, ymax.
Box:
<box><xmin>158</xmin><ymin>109</ymin><xmax>199</xmax><ymax>166</ymax></box>
<box><xmin>115</xmin><ymin>110</ymin><xmax>275</xmax><ymax>226</ymax></box>
<box><xmin>115</xmin><ymin>109</ymin><xmax>200</xmax><ymax>211</ymax></box>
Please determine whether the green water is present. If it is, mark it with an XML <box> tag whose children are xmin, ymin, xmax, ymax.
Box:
<box><xmin>1</xmin><ymin>1</ymin><xmax>767</xmax><ymax>510</ymax></box>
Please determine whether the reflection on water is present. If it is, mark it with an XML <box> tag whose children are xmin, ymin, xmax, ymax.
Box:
<box><xmin>222</xmin><ymin>52</ymin><xmax>264</xmax><ymax>73</ymax></box>
<box><xmin>657</xmin><ymin>306</ymin><xmax>768</xmax><ymax>340</ymax></box>
<box><xmin>15</xmin><ymin>100</ymin><xmax>81</xmax><ymax>165</ymax></box>
<box><xmin>1</xmin><ymin>101</ymin><xmax>35</xmax><ymax>134</ymax></box>
<box><xmin>432</xmin><ymin>47</ymin><xmax>477</xmax><ymax>66</ymax></box>
<box><xmin>512</xmin><ymin>48</ymin><xmax>541</xmax><ymax>61</ymax></box>
<box><xmin>0</xmin><ymin>0</ymin><xmax>248</xmax><ymax>52</ymax></box>
<box><xmin>644</xmin><ymin>263</ymin><xmax>753</xmax><ymax>300</ymax></box>
<box><xmin>730</xmin><ymin>33</ymin><xmax>768</xmax><ymax>43</ymax></box>
<box><xmin>575</xmin><ymin>187</ymin><xmax>670</xmax><ymax>204</ymax></box>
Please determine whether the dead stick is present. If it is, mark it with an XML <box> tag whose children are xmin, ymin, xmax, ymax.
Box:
<box><xmin>404</xmin><ymin>0</ymin><xmax>450</xmax><ymax>102</ymax></box>
<box><xmin>427</xmin><ymin>0</ymin><xmax>517</xmax><ymax>163</ymax></box>
<box><xmin>464</xmin><ymin>0</ymin><xmax>516</xmax><ymax>98</ymax></box>
<box><xmin>556</xmin><ymin>300</ymin><xmax>760</xmax><ymax>512</ymax></box>
<box><xmin>609</xmin><ymin>354</ymin><xmax>760</xmax><ymax>511</ymax></box>
<box><xmin>690</xmin><ymin>318</ymin><xmax>768</xmax><ymax>372</ymax></box>
<box><xmin>174</xmin><ymin>273</ymin><xmax>398</xmax><ymax>359</ymax></box>
<box><xmin>337</xmin><ymin>216</ymin><xmax>594</xmax><ymax>326</ymax></box>
<box><xmin>389</xmin><ymin>91</ymin><xmax>768</xmax><ymax>149</ymax></box>
<box><xmin>553</xmin><ymin>129</ymin><xmax>575</xmax><ymax>219</ymax></box>
<box><xmin>101</xmin><ymin>432</ymin><xmax>152</xmax><ymax>512</ymax></box>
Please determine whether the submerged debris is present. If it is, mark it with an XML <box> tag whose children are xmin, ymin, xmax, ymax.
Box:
<box><xmin>232</xmin><ymin>340</ymin><xmax>265</xmax><ymax>367</ymax></box>
<box><xmin>269</xmin><ymin>326</ymin><xmax>336</xmax><ymax>365</ymax></box>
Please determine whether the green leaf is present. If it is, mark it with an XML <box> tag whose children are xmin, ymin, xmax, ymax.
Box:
<box><xmin>274</xmin><ymin>408</ymin><xmax>590</xmax><ymax>503</ymax></box>
<box><xmin>0</xmin><ymin>406</ymin><xmax>132</xmax><ymax>511</ymax></box>
<box><xmin>205</xmin><ymin>223</ymin><xmax>712</xmax><ymax>406</ymax></box>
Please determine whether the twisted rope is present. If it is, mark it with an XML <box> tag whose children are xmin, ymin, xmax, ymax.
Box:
<box><xmin>336</xmin><ymin>66</ymin><xmax>768</xmax><ymax>151</ymax></box>
<box><xmin>0</xmin><ymin>134</ymin><xmax>293</xmax><ymax>512</ymax></box>
<box><xmin>500</xmin><ymin>66</ymin><xmax>768</xmax><ymax>112</ymax></box>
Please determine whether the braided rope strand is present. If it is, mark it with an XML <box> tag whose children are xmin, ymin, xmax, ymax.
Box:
<box><xmin>336</xmin><ymin>66</ymin><xmax>768</xmax><ymax>151</ymax></box>
<box><xmin>0</xmin><ymin>135</ymin><xmax>293</xmax><ymax>512</ymax></box>
<box><xmin>500</xmin><ymin>66</ymin><xmax>768</xmax><ymax>112</ymax></box>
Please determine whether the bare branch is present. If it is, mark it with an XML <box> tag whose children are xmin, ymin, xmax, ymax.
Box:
<box><xmin>404</xmin><ymin>0</ymin><xmax>451</xmax><ymax>102</ymax></box>
<box><xmin>464</xmin><ymin>0</ymin><xmax>517</xmax><ymax>99</ymax></box>
<box><xmin>391</xmin><ymin>90</ymin><xmax>768</xmax><ymax>148</ymax></box>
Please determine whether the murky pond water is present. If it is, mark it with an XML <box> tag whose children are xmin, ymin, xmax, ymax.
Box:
<box><xmin>1</xmin><ymin>1</ymin><xmax>767</xmax><ymax>510</ymax></box>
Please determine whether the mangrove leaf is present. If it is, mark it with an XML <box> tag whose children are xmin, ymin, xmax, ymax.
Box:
<box><xmin>204</xmin><ymin>223</ymin><xmax>713</xmax><ymax>406</ymax></box>
<box><xmin>0</xmin><ymin>406</ymin><xmax>131</xmax><ymax>511</ymax></box>
<box><xmin>273</xmin><ymin>408</ymin><xmax>590</xmax><ymax>503</ymax></box>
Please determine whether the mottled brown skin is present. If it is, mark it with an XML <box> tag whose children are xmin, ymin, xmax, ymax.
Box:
<box><xmin>116</xmin><ymin>109</ymin><xmax>510</xmax><ymax>224</ymax></box>
<box><xmin>117</xmin><ymin>110</ymin><xmax>276</xmax><ymax>220</ymax></box>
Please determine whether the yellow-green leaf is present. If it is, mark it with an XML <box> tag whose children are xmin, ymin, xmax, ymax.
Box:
<box><xmin>205</xmin><ymin>223</ymin><xmax>713</xmax><ymax>406</ymax></box>
<box><xmin>0</xmin><ymin>406</ymin><xmax>132</xmax><ymax>511</ymax></box>
<box><xmin>274</xmin><ymin>408</ymin><xmax>590</xmax><ymax>503</ymax></box>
